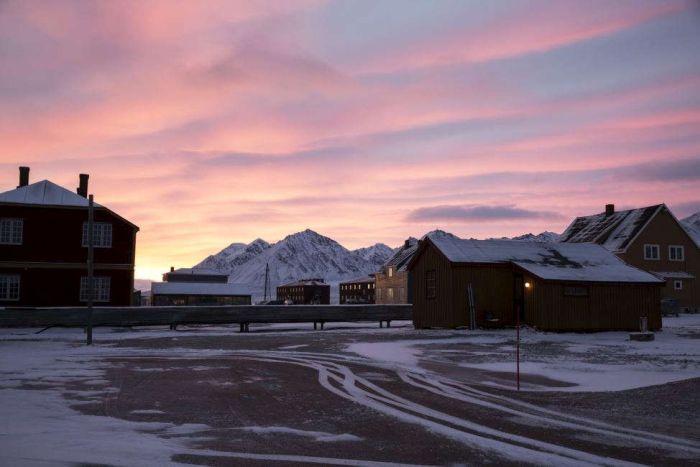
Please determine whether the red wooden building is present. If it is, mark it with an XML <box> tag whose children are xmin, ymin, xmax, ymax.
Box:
<box><xmin>0</xmin><ymin>167</ymin><xmax>139</xmax><ymax>307</ymax></box>
<box><xmin>276</xmin><ymin>278</ymin><xmax>330</xmax><ymax>304</ymax></box>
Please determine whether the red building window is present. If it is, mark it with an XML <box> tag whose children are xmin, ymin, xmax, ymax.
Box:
<box><xmin>82</xmin><ymin>222</ymin><xmax>113</xmax><ymax>248</ymax></box>
<box><xmin>0</xmin><ymin>275</ymin><xmax>20</xmax><ymax>300</ymax></box>
<box><xmin>80</xmin><ymin>277</ymin><xmax>111</xmax><ymax>302</ymax></box>
<box><xmin>0</xmin><ymin>218</ymin><xmax>23</xmax><ymax>245</ymax></box>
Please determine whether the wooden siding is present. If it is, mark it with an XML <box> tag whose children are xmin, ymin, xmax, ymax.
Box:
<box><xmin>617</xmin><ymin>207</ymin><xmax>699</xmax><ymax>308</ymax></box>
<box><xmin>410</xmin><ymin>239</ymin><xmax>663</xmax><ymax>331</ymax></box>
<box><xmin>528</xmin><ymin>280</ymin><xmax>661</xmax><ymax>331</ymax></box>
<box><xmin>376</xmin><ymin>269</ymin><xmax>411</xmax><ymax>304</ymax></box>
<box><xmin>452</xmin><ymin>265</ymin><xmax>516</xmax><ymax>327</ymax></box>
<box><xmin>0</xmin><ymin>203</ymin><xmax>137</xmax><ymax>306</ymax></box>
<box><xmin>0</xmin><ymin>267</ymin><xmax>134</xmax><ymax>307</ymax></box>
<box><xmin>411</xmin><ymin>243</ymin><xmax>454</xmax><ymax>328</ymax></box>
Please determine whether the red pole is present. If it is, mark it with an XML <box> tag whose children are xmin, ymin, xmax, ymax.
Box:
<box><xmin>516</xmin><ymin>305</ymin><xmax>520</xmax><ymax>391</ymax></box>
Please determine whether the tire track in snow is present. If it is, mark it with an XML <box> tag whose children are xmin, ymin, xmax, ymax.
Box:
<box><xmin>398</xmin><ymin>371</ymin><xmax>700</xmax><ymax>454</ymax></box>
<box><xmin>95</xmin><ymin>347</ymin><xmax>699</xmax><ymax>464</ymax></box>
<box><xmin>252</xmin><ymin>349</ymin><xmax>700</xmax><ymax>455</ymax></box>
<box><xmin>230</xmin><ymin>353</ymin><xmax>641</xmax><ymax>466</ymax></box>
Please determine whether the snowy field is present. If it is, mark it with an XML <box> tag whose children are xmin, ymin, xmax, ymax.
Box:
<box><xmin>1</xmin><ymin>316</ymin><xmax>699</xmax><ymax>466</ymax></box>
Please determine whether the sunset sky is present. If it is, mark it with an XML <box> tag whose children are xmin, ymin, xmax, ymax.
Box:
<box><xmin>1</xmin><ymin>0</ymin><xmax>699</xmax><ymax>280</ymax></box>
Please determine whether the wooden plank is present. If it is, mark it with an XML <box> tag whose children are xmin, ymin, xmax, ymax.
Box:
<box><xmin>0</xmin><ymin>304</ymin><xmax>412</xmax><ymax>328</ymax></box>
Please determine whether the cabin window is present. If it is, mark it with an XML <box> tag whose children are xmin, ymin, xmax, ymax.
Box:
<box><xmin>0</xmin><ymin>218</ymin><xmax>23</xmax><ymax>245</ymax></box>
<box><xmin>563</xmin><ymin>286</ymin><xmax>588</xmax><ymax>297</ymax></box>
<box><xmin>80</xmin><ymin>276</ymin><xmax>110</xmax><ymax>302</ymax></box>
<box><xmin>669</xmin><ymin>245</ymin><xmax>684</xmax><ymax>262</ymax></box>
<box><xmin>387</xmin><ymin>288</ymin><xmax>394</xmax><ymax>299</ymax></box>
<box><xmin>388</xmin><ymin>267</ymin><xmax>393</xmax><ymax>278</ymax></box>
<box><xmin>82</xmin><ymin>222</ymin><xmax>113</xmax><ymax>248</ymax></box>
<box><xmin>0</xmin><ymin>275</ymin><xmax>20</xmax><ymax>301</ymax></box>
<box><xmin>674</xmin><ymin>280</ymin><xmax>683</xmax><ymax>290</ymax></box>
<box><xmin>426</xmin><ymin>270</ymin><xmax>436</xmax><ymax>299</ymax></box>
<box><xmin>643</xmin><ymin>244</ymin><xmax>659</xmax><ymax>260</ymax></box>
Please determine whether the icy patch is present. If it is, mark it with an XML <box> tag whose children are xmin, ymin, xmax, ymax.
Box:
<box><xmin>237</xmin><ymin>426</ymin><xmax>362</xmax><ymax>442</ymax></box>
<box><xmin>131</xmin><ymin>409</ymin><xmax>166</xmax><ymax>415</ymax></box>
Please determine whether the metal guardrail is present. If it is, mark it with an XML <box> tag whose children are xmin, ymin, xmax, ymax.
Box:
<box><xmin>0</xmin><ymin>304</ymin><xmax>413</xmax><ymax>330</ymax></box>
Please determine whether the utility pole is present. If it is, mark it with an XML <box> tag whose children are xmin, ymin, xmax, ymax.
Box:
<box><xmin>86</xmin><ymin>194</ymin><xmax>94</xmax><ymax>345</ymax></box>
<box><xmin>516</xmin><ymin>305</ymin><xmax>520</xmax><ymax>391</ymax></box>
<box><xmin>263</xmin><ymin>263</ymin><xmax>270</xmax><ymax>302</ymax></box>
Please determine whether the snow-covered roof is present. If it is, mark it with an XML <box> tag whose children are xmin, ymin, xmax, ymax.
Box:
<box><xmin>650</xmin><ymin>271</ymin><xmax>695</xmax><ymax>279</ymax></box>
<box><xmin>279</xmin><ymin>279</ymin><xmax>328</xmax><ymax>287</ymax></box>
<box><xmin>425</xmin><ymin>235</ymin><xmax>662</xmax><ymax>284</ymax></box>
<box><xmin>384</xmin><ymin>239</ymin><xmax>418</xmax><ymax>272</ymax></box>
<box><xmin>340</xmin><ymin>276</ymin><xmax>375</xmax><ymax>285</ymax></box>
<box><xmin>559</xmin><ymin>205</ymin><xmax>663</xmax><ymax>252</ymax></box>
<box><xmin>169</xmin><ymin>268</ymin><xmax>227</xmax><ymax>277</ymax></box>
<box><xmin>0</xmin><ymin>179</ymin><xmax>138</xmax><ymax>230</ymax></box>
<box><xmin>151</xmin><ymin>282</ymin><xmax>251</xmax><ymax>296</ymax></box>
<box><xmin>0</xmin><ymin>180</ymin><xmax>102</xmax><ymax>208</ymax></box>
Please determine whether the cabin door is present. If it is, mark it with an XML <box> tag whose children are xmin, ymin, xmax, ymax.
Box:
<box><xmin>513</xmin><ymin>273</ymin><xmax>525</xmax><ymax>323</ymax></box>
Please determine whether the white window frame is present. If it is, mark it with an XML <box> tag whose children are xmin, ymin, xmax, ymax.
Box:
<box><xmin>387</xmin><ymin>287</ymin><xmax>394</xmax><ymax>299</ymax></box>
<box><xmin>643</xmin><ymin>244</ymin><xmax>660</xmax><ymax>261</ymax></box>
<box><xmin>0</xmin><ymin>218</ymin><xmax>23</xmax><ymax>245</ymax></box>
<box><xmin>668</xmin><ymin>245</ymin><xmax>685</xmax><ymax>262</ymax></box>
<box><xmin>673</xmin><ymin>280</ymin><xmax>683</xmax><ymax>291</ymax></box>
<box><xmin>0</xmin><ymin>275</ymin><xmax>20</xmax><ymax>301</ymax></box>
<box><xmin>388</xmin><ymin>267</ymin><xmax>393</xmax><ymax>278</ymax></box>
<box><xmin>80</xmin><ymin>276</ymin><xmax>110</xmax><ymax>302</ymax></box>
<box><xmin>82</xmin><ymin>222</ymin><xmax>112</xmax><ymax>248</ymax></box>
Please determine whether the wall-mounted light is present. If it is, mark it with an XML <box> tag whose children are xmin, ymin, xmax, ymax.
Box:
<box><xmin>524</xmin><ymin>282</ymin><xmax>531</xmax><ymax>289</ymax></box>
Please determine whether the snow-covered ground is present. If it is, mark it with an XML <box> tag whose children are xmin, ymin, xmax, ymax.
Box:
<box><xmin>348</xmin><ymin>315</ymin><xmax>700</xmax><ymax>392</ymax></box>
<box><xmin>1</xmin><ymin>315</ymin><xmax>699</xmax><ymax>465</ymax></box>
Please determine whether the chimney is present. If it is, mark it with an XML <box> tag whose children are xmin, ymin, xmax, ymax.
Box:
<box><xmin>76</xmin><ymin>174</ymin><xmax>89</xmax><ymax>198</ymax></box>
<box><xmin>605</xmin><ymin>204</ymin><xmax>615</xmax><ymax>216</ymax></box>
<box><xmin>17</xmin><ymin>166</ymin><xmax>29</xmax><ymax>188</ymax></box>
<box><xmin>170</xmin><ymin>266</ymin><xmax>175</xmax><ymax>272</ymax></box>
<box><xmin>404</xmin><ymin>239</ymin><xmax>410</xmax><ymax>248</ymax></box>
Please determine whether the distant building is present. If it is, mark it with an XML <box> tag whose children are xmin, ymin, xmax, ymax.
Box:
<box><xmin>277</xmin><ymin>278</ymin><xmax>330</xmax><ymax>304</ymax></box>
<box><xmin>151</xmin><ymin>267</ymin><xmax>251</xmax><ymax>305</ymax></box>
<box><xmin>339</xmin><ymin>275</ymin><xmax>375</xmax><ymax>304</ymax></box>
<box><xmin>162</xmin><ymin>267</ymin><xmax>228</xmax><ymax>283</ymax></box>
<box><xmin>0</xmin><ymin>167</ymin><xmax>138</xmax><ymax>307</ymax></box>
<box><xmin>375</xmin><ymin>239</ymin><xmax>417</xmax><ymax>304</ymax></box>
<box><xmin>560</xmin><ymin>204</ymin><xmax>700</xmax><ymax>309</ymax></box>
<box><xmin>409</xmin><ymin>235</ymin><xmax>663</xmax><ymax>332</ymax></box>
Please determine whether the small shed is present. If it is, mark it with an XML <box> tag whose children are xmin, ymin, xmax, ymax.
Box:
<box><xmin>409</xmin><ymin>235</ymin><xmax>663</xmax><ymax>331</ymax></box>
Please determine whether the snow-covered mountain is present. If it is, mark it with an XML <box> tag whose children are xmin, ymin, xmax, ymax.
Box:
<box><xmin>512</xmin><ymin>231</ymin><xmax>561</xmax><ymax>242</ymax></box>
<box><xmin>352</xmin><ymin>243</ymin><xmax>395</xmax><ymax>270</ymax></box>
<box><xmin>681</xmin><ymin>212</ymin><xmax>700</xmax><ymax>245</ymax></box>
<box><xmin>194</xmin><ymin>229</ymin><xmax>389</xmax><ymax>301</ymax></box>
<box><xmin>487</xmin><ymin>231</ymin><xmax>560</xmax><ymax>242</ymax></box>
<box><xmin>197</xmin><ymin>239</ymin><xmax>271</xmax><ymax>273</ymax></box>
